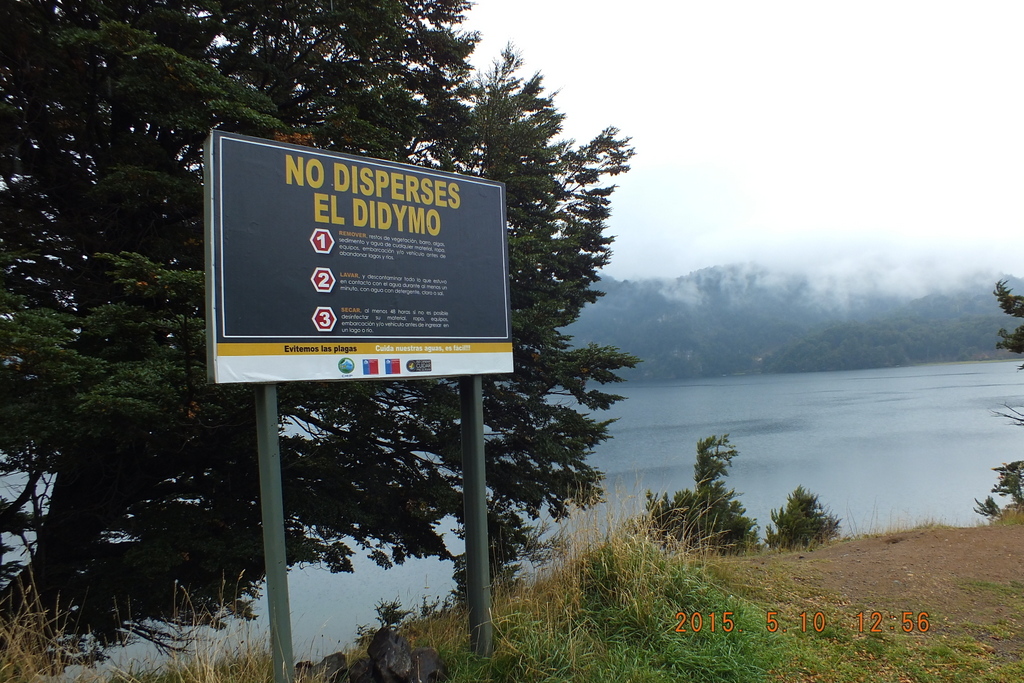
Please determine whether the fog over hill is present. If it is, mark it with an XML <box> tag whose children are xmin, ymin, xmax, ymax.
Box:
<box><xmin>568</xmin><ymin>264</ymin><xmax>1022</xmax><ymax>380</ymax></box>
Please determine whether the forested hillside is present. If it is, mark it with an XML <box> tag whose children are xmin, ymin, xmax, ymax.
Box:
<box><xmin>568</xmin><ymin>265</ymin><xmax>1021</xmax><ymax>379</ymax></box>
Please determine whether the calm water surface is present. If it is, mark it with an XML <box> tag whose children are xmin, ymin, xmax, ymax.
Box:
<box><xmin>590</xmin><ymin>360</ymin><xmax>1024</xmax><ymax>532</ymax></box>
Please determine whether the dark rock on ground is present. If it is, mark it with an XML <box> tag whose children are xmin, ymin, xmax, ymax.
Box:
<box><xmin>367</xmin><ymin>628</ymin><xmax>413</xmax><ymax>683</ymax></box>
<box><xmin>297</xmin><ymin>628</ymin><xmax>447</xmax><ymax>682</ymax></box>
<box><xmin>348</xmin><ymin>657</ymin><xmax>371</xmax><ymax>683</ymax></box>
<box><xmin>296</xmin><ymin>651</ymin><xmax>347</xmax><ymax>683</ymax></box>
<box><xmin>410</xmin><ymin>646</ymin><xmax>446</xmax><ymax>683</ymax></box>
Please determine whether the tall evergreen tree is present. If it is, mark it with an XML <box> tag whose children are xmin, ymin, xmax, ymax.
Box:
<box><xmin>459</xmin><ymin>49</ymin><xmax>637</xmax><ymax>570</ymax></box>
<box><xmin>995</xmin><ymin>280</ymin><xmax>1024</xmax><ymax>364</ymax></box>
<box><xmin>0</xmin><ymin>1</ymin><xmax>635</xmax><ymax>648</ymax></box>
<box><xmin>994</xmin><ymin>280</ymin><xmax>1024</xmax><ymax>427</ymax></box>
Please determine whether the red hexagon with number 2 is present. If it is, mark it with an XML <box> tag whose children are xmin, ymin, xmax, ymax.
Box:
<box><xmin>311</xmin><ymin>267</ymin><xmax>336</xmax><ymax>293</ymax></box>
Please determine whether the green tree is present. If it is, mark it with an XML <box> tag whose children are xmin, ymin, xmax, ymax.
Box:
<box><xmin>995</xmin><ymin>280</ymin><xmax>1024</xmax><ymax>363</ymax></box>
<box><xmin>646</xmin><ymin>435</ymin><xmax>758</xmax><ymax>552</ymax></box>
<box><xmin>0</xmin><ymin>1</ymin><xmax>635</xmax><ymax>649</ymax></box>
<box><xmin>764</xmin><ymin>486</ymin><xmax>841</xmax><ymax>550</ymax></box>
<box><xmin>975</xmin><ymin>282</ymin><xmax>1024</xmax><ymax>520</ymax></box>
<box><xmin>974</xmin><ymin>461</ymin><xmax>1024</xmax><ymax>520</ymax></box>
<box><xmin>992</xmin><ymin>280</ymin><xmax>1024</xmax><ymax>425</ymax></box>
<box><xmin>458</xmin><ymin>49</ymin><xmax>637</xmax><ymax>573</ymax></box>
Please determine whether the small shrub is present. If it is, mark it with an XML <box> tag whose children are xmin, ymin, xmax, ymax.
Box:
<box><xmin>765</xmin><ymin>486</ymin><xmax>841</xmax><ymax>550</ymax></box>
<box><xmin>646</xmin><ymin>435</ymin><xmax>758</xmax><ymax>552</ymax></box>
<box><xmin>974</xmin><ymin>460</ymin><xmax>1024</xmax><ymax>521</ymax></box>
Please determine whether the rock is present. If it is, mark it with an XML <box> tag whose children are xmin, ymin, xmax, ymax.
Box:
<box><xmin>296</xmin><ymin>652</ymin><xmax>347</xmax><ymax>683</ymax></box>
<box><xmin>410</xmin><ymin>646</ymin><xmax>446</xmax><ymax>682</ymax></box>
<box><xmin>344</xmin><ymin>628</ymin><xmax>447</xmax><ymax>683</ymax></box>
<box><xmin>317</xmin><ymin>652</ymin><xmax>349</xmax><ymax>683</ymax></box>
<box><xmin>348</xmin><ymin>657</ymin><xmax>372</xmax><ymax>683</ymax></box>
<box><xmin>367</xmin><ymin>628</ymin><xmax>413</xmax><ymax>683</ymax></box>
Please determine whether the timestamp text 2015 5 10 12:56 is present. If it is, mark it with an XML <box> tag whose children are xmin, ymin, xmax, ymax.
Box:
<box><xmin>673</xmin><ymin>611</ymin><xmax>930</xmax><ymax>634</ymax></box>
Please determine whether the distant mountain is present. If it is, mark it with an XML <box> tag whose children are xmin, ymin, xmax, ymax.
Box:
<box><xmin>567</xmin><ymin>265</ymin><xmax>1022</xmax><ymax>380</ymax></box>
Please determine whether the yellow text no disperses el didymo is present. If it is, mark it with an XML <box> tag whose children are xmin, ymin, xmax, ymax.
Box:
<box><xmin>285</xmin><ymin>154</ymin><xmax>460</xmax><ymax>237</ymax></box>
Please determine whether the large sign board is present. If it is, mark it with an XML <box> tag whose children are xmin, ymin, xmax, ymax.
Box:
<box><xmin>205</xmin><ymin>131</ymin><xmax>512</xmax><ymax>384</ymax></box>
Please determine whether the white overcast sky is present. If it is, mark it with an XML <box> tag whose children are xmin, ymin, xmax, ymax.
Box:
<box><xmin>463</xmin><ymin>1</ymin><xmax>1024</xmax><ymax>285</ymax></box>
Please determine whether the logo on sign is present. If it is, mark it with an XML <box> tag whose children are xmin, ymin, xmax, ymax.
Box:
<box><xmin>385</xmin><ymin>359</ymin><xmax>401</xmax><ymax>375</ymax></box>
<box><xmin>362</xmin><ymin>359</ymin><xmax>379</xmax><ymax>375</ymax></box>
<box><xmin>406</xmin><ymin>359</ymin><xmax>432</xmax><ymax>373</ymax></box>
<box><xmin>338</xmin><ymin>357</ymin><xmax>355</xmax><ymax>374</ymax></box>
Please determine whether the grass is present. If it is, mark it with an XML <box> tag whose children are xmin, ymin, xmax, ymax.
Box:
<box><xmin>342</xmin><ymin>508</ymin><xmax>786</xmax><ymax>682</ymax></box>
<box><xmin>421</xmin><ymin>517</ymin><xmax>786</xmax><ymax>682</ymax></box>
<box><xmin>711</xmin><ymin>554</ymin><xmax>1024</xmax><ymax>682</ymax></box>
<box><xmin>991</xmin><ymin>507</ymin><xmax>1024</xmax><ymax>525</ymax></box>
<box><xmin>2</xmin><ymin>511</ymin><xmax>1022</xmax><ymax>682</ymax></box>
<box><xmin>0</xmin><ymin>594</ymin><xmax>85</xmax><ymax>681</ymax></box>
<box><xmin>342</xmin><ymin>510</ymin><xmax>1024</xmax><ymax>682</ymax></box>
<box><xmin>104</xmin><ymin>650</ymin><xmax>272</xmax><ymax>683</ymax></box>
<box><xmin>0</xmin><ymin>594</ymin><xmax>274</xmax><ymax>683</ymax></box>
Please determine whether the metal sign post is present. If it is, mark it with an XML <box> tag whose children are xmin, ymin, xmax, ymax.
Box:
<box><xmin>254</xmin><ymin>384</ymin><xmax>295</xmax><ymax>683</ymax></box>
<box><xmin>460</xmin><ymin>375</ymin><xmax>493</xmax><ymax>656</ymax></box>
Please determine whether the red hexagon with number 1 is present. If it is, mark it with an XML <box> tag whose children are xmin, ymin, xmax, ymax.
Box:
<box><xmin>312</xmin><ymin>306</ymin><xmax>337</xmax><ymax>332</ymax></box>
<box><xmin>309</xmin><ymin>228</ymin><xmax>335</xmax><ymax>254</ymax></box>
<box><xmin>311</xmin><ymin>267</ymin><xmax>336</xmax><ymax>293</ymax></box>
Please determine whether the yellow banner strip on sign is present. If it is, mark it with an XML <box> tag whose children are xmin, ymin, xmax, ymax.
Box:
<box><xmin>217</xmin><ymin>342</ymin><xmax>513</xmax><ymax>356</ymax></box>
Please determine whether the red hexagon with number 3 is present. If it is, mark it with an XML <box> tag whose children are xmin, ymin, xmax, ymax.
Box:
<box><xmin>311</xmin><ymin>267</ymin><xmax>336</xmax><ymax>293</ymax></box>
<box><xmin>312</xmin><ymin>306</ymin><xmax>337</xmax><ymax>332</ymax></box>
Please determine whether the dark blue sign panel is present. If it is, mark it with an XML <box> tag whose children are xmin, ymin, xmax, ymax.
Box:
<box><xmin>205</xmin><ymin>131</ymin><xmax>512</xmax><ymax>383</ymax></box>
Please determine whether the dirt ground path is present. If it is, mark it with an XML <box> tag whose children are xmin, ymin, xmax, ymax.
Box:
<box><xmin>738</xmin><ymin>524</ymin><xmax>1024</xmax><ymax>658</ymax></box>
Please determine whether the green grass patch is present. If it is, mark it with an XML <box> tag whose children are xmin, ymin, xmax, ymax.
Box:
<box><xmin>961</xmin><ymin>579</ymin><xmax>1024</xmax><ymax>598</ymax></box>
<box><xmin>408</xmin><ymin>529</ymin><xmax>788</xmax><ymax>682</ymax></box>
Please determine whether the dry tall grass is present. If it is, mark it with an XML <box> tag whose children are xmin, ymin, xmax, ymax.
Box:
<box><xmin>0</xmin><ymin>587</ymin><xmax>273</xmax><ymax>683</ymax></box>
<box><xmin>0</xmin><ymin>596</ymin><xmax>88</xmax><ymax>681</ymax></box>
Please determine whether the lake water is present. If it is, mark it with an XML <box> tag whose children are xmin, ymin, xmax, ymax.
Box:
<box><xmin>272</xmin><ymin>360</ymin><xmax>1024</xmax><ymax>658</ymax></box>
<box><xmin>589</xmin><ymin>360</ymin><xmax>1024</xmax><ymax>532</ymax></box>
<box><xmin>103</xmin><ymin>361</ymin><xmax>1024</xmax><ymax>664</ymax></box>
